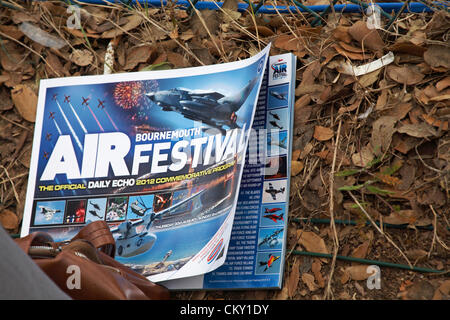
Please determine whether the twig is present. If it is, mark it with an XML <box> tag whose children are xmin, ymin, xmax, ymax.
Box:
<box><xmin>323</xmin><ymin>119</ymin><xmax>342</xmax><ymax>300</ymax></box>
<box><xmin>0</xmin><ymin>165</ymin><xmax>20</xmax><ymax>205</ymax></box>
<box><xmin>0</xmin><ymin>113</ymin><xmax>32</xmax><ymax>132</ymax></box>
<box><xmin>429</xmin><ymin>205</ymin><xmax>450</xmax><ymax>252</ymax></box>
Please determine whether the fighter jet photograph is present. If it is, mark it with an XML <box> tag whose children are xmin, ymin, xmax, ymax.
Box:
<box><xmin>48</xmin><ymin>111</ymin><xmax>55</xmax><ymax>119</ymax></box>
<box><xmin>263</xmin><ymin>212</ymin><xmax>284</xmax><ymax>223</ymax></box>
<box><xmin>145</xmin><ymin>74</ymin><xmax>260</xmax><ymax>133</ymax></box>
<box><xmin>257</xmin><ymin>253</ymin><xmax>281</xmax><ymax>273</ymax></box>
<box><xmin>265</xmin><ymin>207</ymin><xmax>283</xmax><ymax>214</ymax></box>
<box><xmin>39</xmin><ymin>206</ymin><xmax>61</xmax><ymax>220</ymax></box>
<box><xmin>33</xmin><ymin>200</ymin><xmax>66</xmax><ymax>226</ymax></box>
<box><xmin>110</xmin><ymin>189</ymin><xmax>206</xmax><ymax>258</ymax></box>
<box><xmin>264</xmin><ymin>182</ymin><xmax>285</xmax><ymax>201</ymax></box>
<box><xmin>64</xmin><ymin>94</ymin><xmax>70</xmax><ymax>103</ymax></box>
<box><xmin>269</xmin><ymin>90</ymin><xmax>288</xmax><ymax>101</ymax></box>
<box><xmin>258</xmin><ymin>229</ymin><xmax>283</xmax><ymax>248</ymax></box>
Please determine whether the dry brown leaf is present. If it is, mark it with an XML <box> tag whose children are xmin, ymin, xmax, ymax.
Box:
<box><xmin>70</xmin><ymin>49</ymin><xmax>94</xmax><ymax>67</ymax></box>
<box><xmin>381</xmin><ymin>103</ymin><xmax>412</xmax><ymax>121</ymax></box>
<box><xmin>45</xmin><ymin>52</ymin><xmax>66</xmax><ymax>78</ymax></box>
<box><xmin>273</xmin><ymin>34</ymin><xmax>302</xmax><ymax>51</ymax></box>
<box><xmin>291</xmin><ymin>160</ymin><xmax>304</xmax><ymax>176</ymax></box>
<box><xmin>397</xmin><ymin>123</ymin><xmax>438</xmax><ymax>138</ymax></box>
<box><xmin>376</xmin><ymin>79</ymin><xmax>389</xmax><ymax>110</ymax></box>
<box><xmin>339</xmin><ymin>41</ymin><xmax>365</xmax><ymax>53</ymax></box>
<box><xmin>287</xmin><ymin>259</ymin><xmax>300</xmax><ymax>298</ymax></box>
<box><xmin>436</xmin><ymin>76</ymin><xmax>450</xmax><ymax>91</ymax></box>
<box><xmin>333</xmin><ymin>26</ymin><xmax>352</xmax><ymax>43</ymax></box>
<box><xmin>300</xmin><ymin>60</ymin><xmax>321</xmax><ymax>87</ymax></box>
<box><xmin>0</xmin><ymin>25</ymin><xmax>24</xmax><ymax>40</ymax></box>
<box><xmin>358</xmin><ymin>69</ymin><xmax>381</xmax><ymax>88</ymax></box>
<box><xmin>351</xmin><ymin>240</ymin><xmax>371</xmax><ymax>260</ymax></box>
<box><xmin>343</xmin><ymin>265</ymin><xmax>371</xmax><ymax>281</ymax></box>
<box><xmin>388</xmin><ymin>41</ymin><xmax>426</xmax><ymax>57</ymax></box>
<box><xmin>433</xmin><ymin>280</ymin><xmax>450</xmax><ymax>300</ymax></box>
<box><xmin>302</xmin><ymin>273</ymin><xmax>318</xmax><ymax>292</ymax></box>
<box><xmin>311</xmin><ymin>259</ymin><xmax>325</xmax><ymax>288</ymax></box>
<box><xmin>352</xmin><ymin>144</ymin><xmax>374</xmax><ymax>167</ymax></box>
<box><xmin>101</xmin><ymin>14</ymin><xmax>143</xmax><ymax>38</ymax></box>
<box><xmin>348</xmin><ymin>21</ymin><xmax>384</xmax><ymax>52</ymax></box>
<box><xmin>338</xmin><ymin>97</ymin><xmax>362</xmax><ymax>114</ymax></box>
<box><xmin>124</xmin><ymin>45</ymin><xmax>155</xmax><ymax>70</ymax></box>
<box><xmin>333</xmin><ymin>44</ymin><xmax>368</xmax><ymax>60</ymax></box>
<box><xmin>429</xmin><ymin>94</ymin><xmax>450</xmax><ymax>102</ymax></box>
<box><xmin>247</xmin><ymin>25</ymin><xmax>274</xmax><ymax>37</ymax></box>
<box><xmin>423</xmin><ymin>45</ymin><xmax>450</xmax><ymax>70</ymax></box>
<box><xmin>0</xmin><ymin>209</ymin><xmax>19</xmax><ymax>230</ymax></box>
<box><xmin>405</xmin><ymin>249</ymin><xmax>427</xmax><ymax>260</ymax></box>
<box><xmin>297</xmin><ymin>230</ymin><xmax>329</xmax><ymax>256</ymax></box>
<box><xmin>292</xmin><ymin>149</ymin><xmax>301</xmax><ymax>162</ymax></box>
<box><xmin>167</xmin><ymin>52</ymin><xmax>189</xmax><ymax>68</ymax></box>
<box><xmin>190</xmin><ymin>10</ymin><xmax>220</xmax><ymax>38</ymax></box>
<box><xmin>313</xmin><ymin>126</ymin><xmax>333</xmax><ymax>141</ymax></box>
<box><xmin>11</xmin><ymin>84</ymin><xmax>37</xmax><ymax>122</ymax></box>
<box><xmin>0</xmin><ymin>88</ymin><xmax>13</xmax><ymax>111</ymax></box>
<box><xmin>370</xmin><ymin>116</ymin><xmax>397</xmax><ymax>156</ymax></box>
<box><xmin>384</xmin><ymin>209</ymin><xmax>419</xmax><ymax>225</ymax></box>
<box><xmin>387</xmin><ymin>65</ymin><xmax>425</xmax><ymax>85</ymax></box>
<box><xmin>422</xmin><ymin>114</ymin><xmax>449</xmax><ymax>130</ymax></box>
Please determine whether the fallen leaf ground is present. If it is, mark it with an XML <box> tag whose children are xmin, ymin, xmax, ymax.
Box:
<box><xmin>0</xmin><ymin>0</ymin><xmax>448</xmax><ymax>300</ymax></box>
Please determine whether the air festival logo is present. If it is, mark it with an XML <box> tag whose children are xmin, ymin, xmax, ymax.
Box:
<box><xmin>271</xmin><ymin>59</ymin><xmax>288</xmax><ymax>81</ymax></box>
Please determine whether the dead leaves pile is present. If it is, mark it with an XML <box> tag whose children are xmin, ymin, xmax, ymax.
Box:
<box><xmin>0</xmin><ymin>1</ymin><xmax>449</xmax><ymax>300</ymax></box>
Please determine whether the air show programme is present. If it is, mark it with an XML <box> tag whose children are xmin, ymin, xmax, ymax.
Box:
<box><xmin>21</xmin><ymin>45</ymin><xmax>271</xmax><ymax>282</ymax></box>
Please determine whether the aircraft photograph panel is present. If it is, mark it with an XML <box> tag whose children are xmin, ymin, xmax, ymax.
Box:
<box><xmin>257</xmin><ymin>228</ymin><xmax>284</xmax><ymax>251</ymax></box>
<box><xmin>255</xmin><ymin>252</ymin><xmax>282</xmax><ymax>274</ymax></box>
<box><xmin>86</xmin><ymin>198</ymin><xmax>107</xmax><ymax>223</ymax></box>
<box><xmin>262</xmin><ymin>180</ymin><xmax>287</xmax><ymax>203</ymax></box>
<box><xmin>64</xmin><ymin>199</ymin><xmax>86</xmax><ymax>224</ymax></box>
<box><xmin>127</xmin><ymin>194</ymin><xmax>155</xmax><ymax>220</ymax></box>
<box><xmin>267</xmin><ymin>130</ymin><xmax>288</xmax><ymax>157</ymax></box>
<box><xmin>266</xmin><ymin>107</ymin><xmax>289</xmax><ymax>131</ymax></box>
<box><xmin>33</xmin><ymin>200</ymin><xmax>66</xmax><ymax>226</ymax></box>
<box><xmin>264</xmin><ymin>155</ymin><xmax>287</xmax><ymax>180</ymax></box>
<box><xmin>106</xmin><ymin>196</ymin><xmax>128</xmax><ymax>222</ymax></box>
<box><xmin>267</xmin><ymin>83</ymin><xmax>290</xmax><ymax>109</ymax></box>
<box><xmin>260</xmin><ymin>203</ymin><xmax>286</xmax><ymax>227</ymax></box>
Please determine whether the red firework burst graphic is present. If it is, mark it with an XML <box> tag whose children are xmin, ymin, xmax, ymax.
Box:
<box><xmin>113</xmin><ymin>81</ymin><xmax>143</xmax><ymax>109</ymax></box>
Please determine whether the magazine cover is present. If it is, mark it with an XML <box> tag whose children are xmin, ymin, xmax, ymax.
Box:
<box><xmin>161</xmin><ymin>53</ymin><xmax>296</xmax><ymax>289</ymax></box>
<box><xmin>21</xmin><ymin>45</ymin><xmax>271</xmax><ymax>282</ymax></box>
